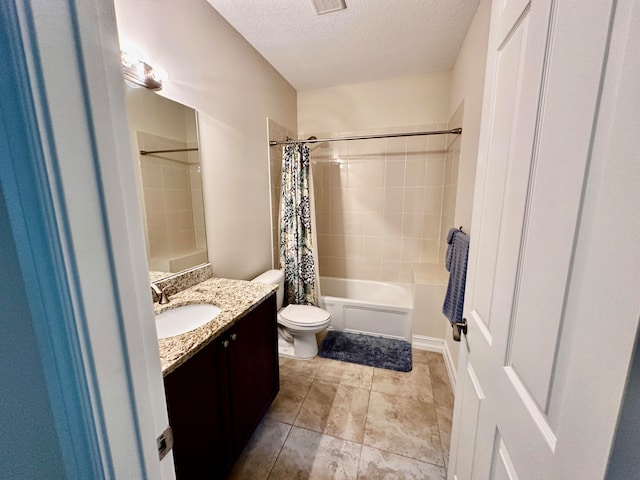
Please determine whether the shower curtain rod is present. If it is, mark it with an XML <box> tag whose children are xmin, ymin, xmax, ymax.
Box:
<box><xmin>139</xmin><ymin>147</ymin><xmax>199</xmax><ymax>155</ymax></box>
<box><xmin>268</xmin><ymin>127</ymin><xmax>462</xmax><ymax>146</ymax></box>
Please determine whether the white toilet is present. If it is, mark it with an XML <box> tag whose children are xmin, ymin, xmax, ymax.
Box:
<box><xmin>252</xmin><ymin>269</ymin><xmax>331</xmax><ymax>359</ymax></box>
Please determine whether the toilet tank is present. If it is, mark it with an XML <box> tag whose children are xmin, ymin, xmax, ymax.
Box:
<box><xmin>251</xmin><ymin>269</ymin><xmax>284</xmax><ymax>309</ymax></box>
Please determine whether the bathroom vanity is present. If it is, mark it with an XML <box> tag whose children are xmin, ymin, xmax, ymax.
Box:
<box><xmin>155</xmin><ymin>275</ymin><xmax>279</xmax><ymax>479</ymax></box>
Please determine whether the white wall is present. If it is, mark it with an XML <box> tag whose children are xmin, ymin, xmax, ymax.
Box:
<box><xmin>114</xmin><ymin>0</ymin><xmax>297</xmax><ymax>280</ymax></box>
<box><xmin>444</xmin><ymin>0</ymin><xmax>491</xmax><ymax>369</ymax></box>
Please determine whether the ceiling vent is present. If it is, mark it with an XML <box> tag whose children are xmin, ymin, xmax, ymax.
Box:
<box><xmin>311</xmin><ymin>0</ymin><xmax>346</xmax><ymax>15</ymax></box>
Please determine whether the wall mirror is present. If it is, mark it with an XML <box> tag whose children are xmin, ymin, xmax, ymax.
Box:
<box><xmin>124</xmin><ymin>84</ymin><xmax>208</xmax><ymax>281</ymax></box>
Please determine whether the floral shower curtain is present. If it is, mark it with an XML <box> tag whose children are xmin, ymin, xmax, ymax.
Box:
<box><xmin>279</xmin><ymin>143</ymin><xmax>319</xmax><ymax>306</ymax></box>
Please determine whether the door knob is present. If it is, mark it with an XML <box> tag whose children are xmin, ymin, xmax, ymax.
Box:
<box><xmin>452</xmin><ymin>318</ymin><xmax>468</xmax><ymax>342</ymax></box>
<box><xmin>231</xmin><ymin>333</ymin><xmax>238</xmax><ymax>341</ymax></box>
<box><xmin>222</xmin><ymin>340</ymin><xmax>230</xmax><ymax>348</ymax></box>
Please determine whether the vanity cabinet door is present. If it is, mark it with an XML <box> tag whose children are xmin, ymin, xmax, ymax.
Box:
<box><xmin>226</xmin><ymin>292</ymin><xmax>279</xmax><ymax>455</ymax></box>
<box><xmin>164</xmin><ymin>339</ymin><xmax>229</xmax><ymax>480</ymax></box>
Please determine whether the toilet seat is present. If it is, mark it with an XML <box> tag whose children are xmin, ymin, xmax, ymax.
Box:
<box><xmin>279</xmin><ymin>304</ymin><xmax>330</xmax><ymax>327</ymax></box>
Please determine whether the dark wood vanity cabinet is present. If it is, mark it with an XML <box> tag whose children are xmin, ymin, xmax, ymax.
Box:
<box><xmin>226</xmin><ymin>293</ymin><xmax>280</xmax><ymax>451</ymax></box>
<box><xmin>163</xmin><ymin>338</ymin><xmax>229</xmax><ymax>478</ymax></box>
<box><xmin>163</xmin><ymin>293</ymin><xmax>279</xmax><ymax>479</ymax></box>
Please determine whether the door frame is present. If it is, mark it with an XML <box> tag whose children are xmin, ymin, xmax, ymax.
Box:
<box><xmin>0</xmin><ymin>1</ymin><xmax>172</xmax><ymax>478</ymax></box>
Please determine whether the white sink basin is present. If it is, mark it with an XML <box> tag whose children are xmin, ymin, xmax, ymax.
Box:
<box><xmin>156</xmin><ymin>304</ymin><xmax>221</xmax><ymax>339</ymax></box>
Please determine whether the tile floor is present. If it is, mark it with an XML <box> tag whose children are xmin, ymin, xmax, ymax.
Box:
<box><xmin>227</xmin><ymin>349</ymin><xmax>454</xmax><ymax>479</ymax></box>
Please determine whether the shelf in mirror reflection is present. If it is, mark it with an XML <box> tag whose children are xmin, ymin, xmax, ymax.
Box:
<box><xmin>148</xmin><ymin>249</ymin><xmax>208</xmax><ymax>275</ymax></box>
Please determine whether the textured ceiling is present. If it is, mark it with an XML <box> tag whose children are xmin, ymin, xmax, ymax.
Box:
<box><xmin>206</xmin><ymin>0</ymin><xmax>481</xmax><ymax>91</ymax></box>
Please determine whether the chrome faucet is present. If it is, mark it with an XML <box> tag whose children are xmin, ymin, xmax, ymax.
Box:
<box><xmin>151</xmin><ymin>282</ymin><xmax>171</xmax><ymax>304</ymax></box>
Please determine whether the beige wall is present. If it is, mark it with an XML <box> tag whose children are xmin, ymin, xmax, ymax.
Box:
<box><xmin>448</xmin><ymin>0</ymin><xmax>491</xmax><ymax>232</ymax></box>
<box><xmin>114</xmin><ymin>0</ymin><xmax>297</xmax><ymax>280</ymax></box>
<box><xmin>444</xmin><ymin>0</ymin><xmax>492</xmax><ymax>369</ymax></box>
<box><xmin>298</xmin><ymin>73</ymin><xmax>451</xmax><ymax>134</ymax></box>
<box><xmin>298</xmin><ymin>74</ymin><xmax>452</xmax><ymax>285</ymax></box>
<box><xmin>298</xmin><ymin>74</ymin><xmax>454</xmax><ymax>341</ymax></box>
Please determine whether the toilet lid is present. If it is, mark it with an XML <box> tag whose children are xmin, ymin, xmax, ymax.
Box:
<box><xmin>280</xmin><ymin>304</ymin><xmax>331</xmax><ymax>325</ymax></box>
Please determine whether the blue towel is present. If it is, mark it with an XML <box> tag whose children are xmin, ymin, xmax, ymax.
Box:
<box><xmin>443</xmin><ymin>229</ymin><xmax>470</xmax><ymax>324</ymax></box>
<box><xmin>445</xmin><ymin>227</ymin><xmax>458</xmax><ymax>271</ymax></box>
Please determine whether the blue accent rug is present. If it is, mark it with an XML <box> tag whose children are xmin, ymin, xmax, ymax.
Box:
<box><xmin>318</xmin><ymin>331</ymin><xmax>412</xmax><ymax>372</ymax></box>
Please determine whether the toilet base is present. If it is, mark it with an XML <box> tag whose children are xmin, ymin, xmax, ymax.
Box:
<box><xmin>277</xmin><ymin>331</ymin><xmax>321</xmax><ymax>359</ymax></box>
<box><xmin>277</xmin><ymin>337</ymin><xmax>295</xmax><ymax>357</ymax></box>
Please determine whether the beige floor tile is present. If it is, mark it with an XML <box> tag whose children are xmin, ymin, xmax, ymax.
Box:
<box><xmin>364</xmin><ymin>391</ymin><xmax>443</xmax><ymax>466</ymax></box>
<box><xmin>294</xmin><ymin>379</ymin><xmax>338</xmax><ymax>432</ymax></box>
<box><xmin>315</xmin><ymin>357</ymin><xmax>375</xmax><ymax>389</ymax></box>
<box><xmin>428</xmin><ymin>353</ymin><xmax>446</xmax><ymax>367</ymax></box>
<box><xmin>357</xmin><ymin>445</ymin><xmax>446</xmax><ymax>479</ymax></box>
<box><xmin>266</xmin><ymin>374</ymin><xmax>313</xmax><ymax>424</ymax></box>
<box><xmin>279</xmin><ymin>355</ymin><xmax>322</xmax><ymax>378</ymax></box>
<box><xmin>429</xmin><ymin>362</ymin><xmax>454</xmax><ymax>409</ymax></box>
<box><xmin>268</xmin><ymin>426</ymin><xmax>361</xmax><ymax>480</ymax></box>
<box><xmin>436</xmin><ymin>405</ymin><xmax>453</xmax><ymax>467</ymax></box>
<box><xmin>295</xmin><ymin>379</ymin><xmax>370</xmax><ymax>443</ymax></box>
<box><xmin>227</xmin><ymin>418</ymin><xmax>291</xmax><ymax>480</ymax></box>
<box><xmin>371</xmin><ymin>363</ymin><xmax>433</xmax><ymax>403</ymax></box>
<box><xmin>412</xmin><ymin>349</ymin><xmax>445</xmax><ymax>366</ymax></box>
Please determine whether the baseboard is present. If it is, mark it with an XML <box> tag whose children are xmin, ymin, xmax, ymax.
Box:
<box><xmin>412</xmin><ymin>334</ymin><xmax>444</xmax><ymax>353</ymax></box>
<box><xmin>412</xmin><ymin>334</ymin><xmax>457</xmax><ymax>391</ymax></box>
<box><xmin>442</xmin><ymin>341</ymin><xmax>457</xmax><ymax>391</ymax></box>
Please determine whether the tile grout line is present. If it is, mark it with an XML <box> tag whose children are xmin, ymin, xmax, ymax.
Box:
<box><xmin>427</xmin><ymin>361</ymin><xmax>450</xmax><ymax>470</ymax></box>
<box><xmin>355</xmin><ymin>442</ymin><xmax>365</xmax><ymax>480</ymax></box>
<box><xmin>366</xmin><ymin>362</ymin><xmax>448</xmax><ymax>471</ymax></box>
<box><xmin>361</xmin><ymin>443</ymin><xmax>448</xmax><ymax>472</ymax></box>
<box><xmin>289</xmin><ymin>364</ymin><xmax>317</xmax><ymax>427</ymax></box>
<box><xmin>264</xmin><ymin>422</ymin><xmax>293</xmax><ymax>480</ymax></box>
<box><xmin>355</xmin><ymin>385</ymin><xmax>375</xmax><ymax>479</ymax></box>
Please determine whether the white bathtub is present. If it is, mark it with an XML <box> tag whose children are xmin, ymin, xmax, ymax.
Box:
<box><xmin>319</xmin><ymin>277</ymin><xmax>413</xmax><ymax>341</ymax></box>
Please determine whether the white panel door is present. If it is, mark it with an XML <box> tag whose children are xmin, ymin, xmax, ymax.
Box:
<box><xmin>446</xmin><ymin>0</ymin><xmax>636</xmax><ymax>479</ymax></box>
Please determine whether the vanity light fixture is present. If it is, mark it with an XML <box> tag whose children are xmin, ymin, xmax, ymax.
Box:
<box><xmin>121</xmin><ymin>51</ymin><xmax>164</xmax><ymax>91</ymax></box>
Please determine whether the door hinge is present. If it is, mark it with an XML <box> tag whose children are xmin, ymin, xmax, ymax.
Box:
<box><xmin>157</xmin><ymin>426</ymin><xmax>173</xmax><ymax>461</ymax></box>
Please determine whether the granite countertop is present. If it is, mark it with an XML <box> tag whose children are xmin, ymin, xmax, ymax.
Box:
<box><xmin>155</xmin><ymin>277</ymin><xmax>277</xmax><ymax>376</ymax></box>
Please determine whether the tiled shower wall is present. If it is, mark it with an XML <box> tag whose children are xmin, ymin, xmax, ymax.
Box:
<box><xmin>309</xmin><ymin>123</ymin><xmax>450</xmax><ymax>284</ymax></box>
<box><xmin>268</xmin><ymin>120</ymin><xmax>462</xmax><ymax>283</ymax></box>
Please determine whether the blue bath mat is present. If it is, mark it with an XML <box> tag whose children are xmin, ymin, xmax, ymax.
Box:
<box><xmin>318</xmin><ymin>331</ymin><xmax>412</xmax><ymax>372</ymax></box>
